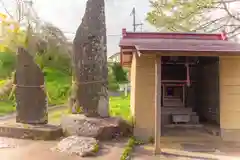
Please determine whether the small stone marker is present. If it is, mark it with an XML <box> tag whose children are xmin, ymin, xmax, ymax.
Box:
<box><xmin>97</xmin><ymin>95</ymin><xmax>109</xmax><ymax>118</ymax></box>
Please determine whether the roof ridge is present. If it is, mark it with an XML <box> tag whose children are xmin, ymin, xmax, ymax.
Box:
<box><xmin>121</xmin><ymin>28</ymin><xmax>226</xmax><ymax>41</ymax></box>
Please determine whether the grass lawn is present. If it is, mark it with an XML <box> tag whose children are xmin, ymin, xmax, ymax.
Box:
<box><xmin>49</xmin><ymin>107</ymin><xmax>70</xmax><ymax>124</ymax></box>
<box><xmin>0</xmin><ymin>95</ymin><xmax>131</xmax><ymax>125</ymax></box>
<box><xmin>48</xmin><ymin>96</ymin><xmax>131</xmax><ymax>124</ymax></box>
<box><xmin>109</xmin><ymin>95</ymin><xmax>131</xmax><ymax>121</ymax></box>
<box><xmin>0</xmin><ymin>68</ymin><xmax>71</xmax><ymax>116</ymax></box>
<box><xmin>0</xmin><ymin>101</ymin><xmax>15</xmax><ymax>116</ymax></box>
<box><xmin>44</xmin><ymin>68</ymin><xmax>71</xmax><ymax>105</ymax></box>
<box><xmin>0</xmin><ymin>67</ymin><xmax>131</xmax><ymax>122</ymax></box>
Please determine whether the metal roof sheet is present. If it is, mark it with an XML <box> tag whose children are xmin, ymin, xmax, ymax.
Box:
<box><xmin>119</xmin><ymin>38</ymin><xmax>240</xmax><ymax>52</ymax></box>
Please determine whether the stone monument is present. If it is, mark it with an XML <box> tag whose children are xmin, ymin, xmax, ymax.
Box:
<box><xmin>0</xmin><ymin>47</ymin><xmax>62</xmax><ymax>140</ymax></box>
<box><xmin>72</xmin><ymin>0</ymin><xmax>109</xmax><ymax>117</ymax></box>
<box><xmin>61</xmin><ymin>0</ymin><xmax>132</xmax><ymax>142</ymax></box>
<box><xmin>15</xmin><ymin>47</ymin><xmax>48</xmax><ymax>124</ymax></box>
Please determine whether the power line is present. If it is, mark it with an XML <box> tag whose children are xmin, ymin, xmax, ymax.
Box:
<box><xmin>63</xmin><ymin>31</ymin><xmax>121</xmax><ymax>37</ymax></box>
<box><xmin>21</xmin><ymin>1</ymin><xmax>122</xmax><ymax>38</ymax></box>
<box><xmin>130</xmin><ymin>7</ymin><xmax>143</xmax><ymax>32</ymax></box>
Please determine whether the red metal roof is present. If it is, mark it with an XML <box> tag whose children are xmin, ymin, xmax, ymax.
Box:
<box><xmin>119</xmin><ymin>29</ymin><xmax>240</xmax><ymax>52</ymax></box>
<box><xmin>121</xmin><ymin>28</ymin><xmax>227</xmax><ymax>40</ymax></box>
<box><xmin>120</xmin><ymin>38</ymin><xmax>240</xmax><ymax>52</ymax></box>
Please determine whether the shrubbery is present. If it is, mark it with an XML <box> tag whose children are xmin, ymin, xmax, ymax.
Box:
<box><xmin>108</xmin><ymin>62</ymin><xmax>128</xmax><ymax>91</ymax></box>
<box><xmin>0</xmin><ymin>51</ymin><xmax>72</xmax><ymax>105</ymax></box>
<box><xmin>0</xmin><ymin>52</ymin><xmax>16</xmax><ymax>78</ymax></box>
<box><xmin>0</xmin><ymin>51</ymin><xmax>128</xmax><ymax>106</ymax></box>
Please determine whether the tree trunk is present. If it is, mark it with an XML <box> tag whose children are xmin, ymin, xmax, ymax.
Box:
<box><xmin>72</xmin><ymin>0</ymin><xmax>108</xmax><ymax>117</ymax></box>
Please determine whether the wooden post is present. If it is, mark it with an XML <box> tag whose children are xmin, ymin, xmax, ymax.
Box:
<box><xmin>185</xmin><ymin>62</ymin><xmax>190</xmax><ymax>87</ymax></box>
<box><xmin>183</xmin><ymin>85</ymin><xmax>185</xmax><ymax>107</ymax></box>
<box><xmin>154</xmin><ymin>56</ymin><xmax>161</xmax><ymax>154</ymax></box>
<box><xmin>162</xmin><ymin>84</ymin><xmax>165</xmax><ymax>107</ymax></box>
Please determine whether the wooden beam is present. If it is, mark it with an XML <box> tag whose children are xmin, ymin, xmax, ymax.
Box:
<box><xmin>154</xmin><ymin>56</ymin><xmax>161</xmax><ymax>154</ymax></box>
<box><xmin>141</xmin><ymin>51</ymin><xmax>240</xmax><ymax>57</ymax></box>
<box><xmin>161</xmin><ymin>80</ymin><xmax>196</xmax><ymax>83</ymax></box>
<box><xmin>121</xmin><ymin>48</ymin><xmax>134</xmax><ymax>53</ymax></box>
<box><xmin>162</xmin><ymin>62</ymin><xmax>196</xmax><ymax>65</ymax></box>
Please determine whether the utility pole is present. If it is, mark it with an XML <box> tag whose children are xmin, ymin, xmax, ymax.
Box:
<box><xmin>130</xmin><ymin>7</ymin><xmax>143</xmax><ymax>32</ymax></box>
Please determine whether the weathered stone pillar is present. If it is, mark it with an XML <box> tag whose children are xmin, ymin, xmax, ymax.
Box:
<box><xmin>73</xmin><ymin>0</ymin><xmax>108</xmax><ymax>117</ymax></box>
<box><xmin>220</xmin><ymin>56</ymin><xmax>240</xmax><ymax>141</ymax></box>
<box><xmin>15</xmin><ymin>47</ymin><xmax>48</xmax><ymax>124</ymax></box>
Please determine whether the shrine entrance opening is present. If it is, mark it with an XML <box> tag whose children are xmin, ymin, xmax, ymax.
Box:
<box><xmin>161</xmin><ymin>56</ymin><xmax>220</xmax><ymax>131</ymax></box>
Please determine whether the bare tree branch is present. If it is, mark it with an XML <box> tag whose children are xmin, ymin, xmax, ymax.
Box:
<box><xmin>0</xmin><ymin>0</ymin><xmax>14</xmax><ymax>19</ymax></box>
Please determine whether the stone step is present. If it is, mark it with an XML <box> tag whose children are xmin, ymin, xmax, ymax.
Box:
<box><xmin>162</xmin><ymin>108</ymin><xmax>193</xmax><ymax>114</ymax></box>
<box><xmin>170</xmin><ymin>114</ymin><xmax>199</xmax><ymax>124</ymax></box>
<box><xmin>172</xmin><ymin>114</ymin><xmax>191</xmax><ymax>123</ymax></box>
<box><xmin>163</xmin><ymin>103</ymin><xmax>184</xmax><ymax>107</ymax></box>
<box><xmin>164</xmin><ymin>98</ymin><xmax>182</xmax><ymax>101</ymax></box>
<box><xmin>164</xmin><ymin>124</ymin><xmax>204</xmax><ymax>128</ymax></box>
<box><xmin>164</xmin><ymin>98</ymin><xmax>182</xmax><ymax>102</ymax></box>
<box><xmin>164</xmin><ymin>100</ymin><xmax>183</xmax><ymax>104</ymax></box>
<box><xmin>161</xmin><ymin>112</ymin><xmax>198</xmax><ymax>125</ymax></box>
<box><xmin>163</xmin><ymin>98</ymin><xmax>184</xmax><ymax>107</ymax></box>
<box><xmin>191</xmin><ymin>115</ymin><xmax>199</xmax><ymax>124</ymax></box>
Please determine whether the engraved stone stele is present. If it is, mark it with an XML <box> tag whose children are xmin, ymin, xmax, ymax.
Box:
<box><xmin>72</xmin><ymin>0</ymin><xmax>108</xmax><ymax>117</ymax></box>
<box><xmin>15</xmin><ymin>47</ymin><xmax>48</xmax><ymax>124</ymax></box>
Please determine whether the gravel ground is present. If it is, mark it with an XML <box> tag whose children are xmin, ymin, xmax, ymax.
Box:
<box><xmin>0</xmin><ymin>137</ymin><xmax>127</xmax><ymax>160</ymax></box>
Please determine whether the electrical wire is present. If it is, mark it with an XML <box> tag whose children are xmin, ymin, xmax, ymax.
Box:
<box><xmin>63</xmin><ymin>31</ymin><xmax>121</xmax><ymax>37</ymax></box>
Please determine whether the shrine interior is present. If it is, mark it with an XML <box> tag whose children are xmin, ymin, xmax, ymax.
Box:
<box><xmin>161</xmin><ymin>56</ymin><xmax>220</xmax><ymax>128</ymax></box>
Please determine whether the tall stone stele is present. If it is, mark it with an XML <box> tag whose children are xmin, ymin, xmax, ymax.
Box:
<box><xmin>72</xmin><ymin>0</ymin><xmax>109</xmax><ymax>117</ymax></box>
<box><xmin>15</xmin><ymin>47</ymin><xmax>48</xmax><ymax>124</ymax></box>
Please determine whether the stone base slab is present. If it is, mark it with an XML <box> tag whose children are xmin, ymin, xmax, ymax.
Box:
<box><xmin>0</xmin><ymin>123</ymin><xmax>63</xmax><ymax>140</ymax></box>
<box><xmin>61</xmin><ymin>114</ymin><xmax>132</xmax><ymax>140</ymax></box>
<box><xmin>221</xmin><ymin>128</ymin><xmax>240</xmax><ymax>142</ymax></box>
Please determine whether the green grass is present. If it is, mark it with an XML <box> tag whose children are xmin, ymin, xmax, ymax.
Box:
<box><xmin>0</xmin><ymin>101</ymin><xmax>15</xmax><ymax>116</ymax></box>
<box><xmin>49</xmin><ymin>107</ymin><xmax>69</xmax><ymax>123</ymax></box>
<box><xmin>0</xmin><ymin>95</ymin><xmax>131</xmax><ymax>121</ymax></box>
<box><xmin>43</xmin><ymin>68</ymin><xmax>71</xmax><ymax>105</ymax></box>
<box><xmin>109</xmin><ymin>95</ymin><xmax>131</xmax><ymax>121</ymax></box>
<box><xmin>0</xmin><ymin>79</ymin><xmax>8</xmax><ymax>87</ymax></box>
<box><xmin>48</xmin><ymin>95</ymin><xmax>131</xmax><ymax>124</ymax></box>
<box><xmin>0</xmin><ymin>66</ymin><xmax>131</xmax><ymax>121</ymax></box>
<box><xmin>0</xmin><ymin>67</ymin><xmax>71</xmax><ymax>116</ymax></box>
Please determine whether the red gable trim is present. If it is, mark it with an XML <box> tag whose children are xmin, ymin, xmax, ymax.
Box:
<box><xmin>221</xmin><ymin>30</ymin><xmax>228</xmax><ymax>40</ymax></box>
<box><xmin>121</xmin><ymin>28</ymin><xmax>226</xmax><ymax>40</ymax></box>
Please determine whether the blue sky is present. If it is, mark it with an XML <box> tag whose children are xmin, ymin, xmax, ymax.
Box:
<box><xmin>0</xmin><ymin>0</ymin><xmax>156</xmax><ymax>56</ymax></box>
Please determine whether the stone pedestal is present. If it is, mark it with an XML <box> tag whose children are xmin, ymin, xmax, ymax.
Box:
<box><xmin>0</xmin><ymin>123</ymin><xmax>62</xmax><ymax>140</ymax></box>
<box><xmin>61</xmin><ymin>114</ymin><xmax>132</xmax><ymax>140</ymax></box>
